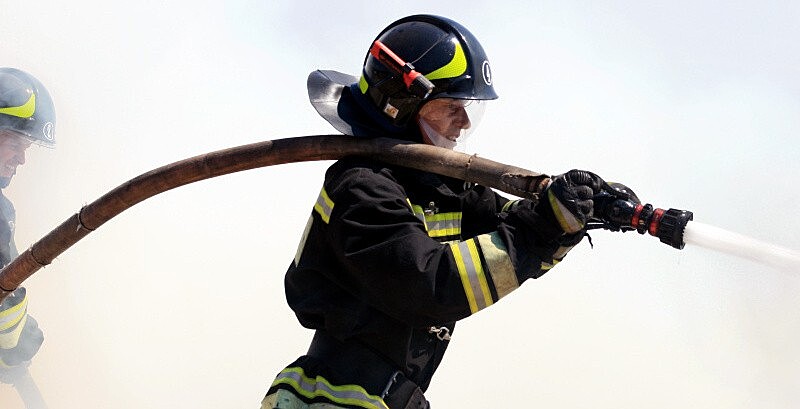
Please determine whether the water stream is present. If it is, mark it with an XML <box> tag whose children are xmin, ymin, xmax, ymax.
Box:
<box><xmin>682</xmin><ymin>221</ymin><xmax>800</xmax><ymax>273</ymax></box>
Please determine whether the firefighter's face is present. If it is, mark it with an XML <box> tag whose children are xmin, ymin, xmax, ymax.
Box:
<box><xmin>417</xmin><ymin>98</ymin><xmax>471</xmax><ymax>145</ymax></box>
<box><xmin>0</xmin><ymin>131</ymin><xmax>31</xmax><ymax>187</ymax></box>
<box><xmin>416</xmin><ymin>98</ymin><xmax>486</xmax><ymax>150</ymax></box>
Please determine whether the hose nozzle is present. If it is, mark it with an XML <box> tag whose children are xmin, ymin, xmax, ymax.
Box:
<box><xmin>593</xmin><ymin>190</ymin><xmax>693</xmax><ymax>249</ymax></box>
<box><xmin>632</xmin><ymin>203</ymin><xmax>693</xmax><ymax>249</ymax></box>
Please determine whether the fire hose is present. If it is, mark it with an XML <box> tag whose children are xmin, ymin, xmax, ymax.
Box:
<box><xmin>0</xmin><ymin>134</ymin><xmax>694</xmax><ymax>408</ymax></box>
<box><xmin>0</xmin><ymin>134</ymin><xmax>692</xmax><ymax>302</ymax></box>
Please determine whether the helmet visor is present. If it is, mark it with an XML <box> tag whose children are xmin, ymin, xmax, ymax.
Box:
<box><xmin>416</xmin><ymin>98</ymin><xmax>486</xmax><ymax>150</ymax></box>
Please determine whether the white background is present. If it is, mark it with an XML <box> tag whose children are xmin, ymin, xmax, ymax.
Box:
<box><xmin>2</xmin><ymin>1</ymin><xmax>799</xmax><ymax>408</ymax></box>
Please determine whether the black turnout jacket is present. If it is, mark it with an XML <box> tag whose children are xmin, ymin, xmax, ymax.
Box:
<box><xmin>281</xmin><ymin>156</ymin><xmax>574</xmax><ymax>395</ymax></box>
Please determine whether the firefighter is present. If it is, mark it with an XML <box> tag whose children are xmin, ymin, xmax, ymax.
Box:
<box><xmin>262</xmin><ymin>15</ymin><xmax>606</xmax><ymax>408</ymax></box>
<box><xmin>0</xmin><ymin>67</ymin><xmax>53</xmax><ymax>383</ymax></box>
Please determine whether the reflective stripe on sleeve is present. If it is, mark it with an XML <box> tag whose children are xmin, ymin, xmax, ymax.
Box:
<box><xmin>540</xmin><ymin>243</ymin><xmax>575</xmax><ymax>272</ymax></box>
<box><xmin>450</xmin><ymin>239</ymin><xmax>493</xmax><ymax>314</ymax></box>
<box><xmin>0</xmin><ymin>293</ymin><xmax>29</xmax><ymax>349</ymax></box>
<box><xmin>476</xmin><ymin>232</ymin><xmax>520</xmax><ymax>299</ymax></box>
<box><xmin>0</xmin><ymin>293</ymin><xmax>27</xmax><ymax>332</ymax></box>
<box><xmin>313</xmin><ymin>188</ymin><xmax>335</xmax><ymax>224</ymax></box>
<box><xmin>548</xmin><ymin>190</ymin><xmax>583</xmax><ymax>233</ymax></box>
<box><xmin>270</xmin><ymin>367</ymin><xmax>389</xmax><ymax>409</ymax></box>
<box><xmin>294</xmin><ymin>215</ymin><xmax>314</xmax><ymax>266</ymax></box>
<box><xmin>0</xmin><ymin>315</ymin><xmax>28</xmax><ymax>349</ymax></box>
<box><xmin>501</xmin><ymin>199</ymin><xmax>521</xmax><ymax>213</ymax></box>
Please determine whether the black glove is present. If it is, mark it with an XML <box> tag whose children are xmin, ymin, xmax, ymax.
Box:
<box><xmin>542</xmin><ymin>170</ymin><xmax>605</xmax><ymax>234</ymax></box>
<box><xmin>0</xmin><ymin>288</ymin><xmax>44</xmax><ymax>379</ymax></box>
<box><xmin>604</xmin><ymin>182</ymin><xmax>641</xmax><ymax>205</ymax></box>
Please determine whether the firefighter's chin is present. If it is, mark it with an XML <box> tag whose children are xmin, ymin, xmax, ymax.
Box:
<box><xmin>419</xmin><ymin>120</ymin><xmax>457</xmax><ymax>150</ymax></box>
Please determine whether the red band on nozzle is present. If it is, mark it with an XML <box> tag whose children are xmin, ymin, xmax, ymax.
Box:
<box><xmin>649</xmin><ymin>208</ymin><xmax>665</xmax><ymax>236</ymax></box>
<box><xmin>631</xmin><ymin>204</ymin><xmax>644</xmax><ymax>230</ymax></box>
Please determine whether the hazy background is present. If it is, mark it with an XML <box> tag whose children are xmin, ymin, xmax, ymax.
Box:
<box><xmin>2</xmin><ymin>1</ymin><xmax>799</xmax><ymax>408</ymax></box>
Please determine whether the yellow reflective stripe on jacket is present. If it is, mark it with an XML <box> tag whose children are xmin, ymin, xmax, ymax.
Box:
<box><xmin>476</xmin><ymin>232</ymin><xmax>519</xmax><ymax>299</ymax></box>
<box><xmin>0</xmin><ymin>293</ymin><xmax>27</xmax><ymax>332</ymax></box>
<box><xmin>314</xmin><ymin>188</ymin><xmax>335</xmax><ymax>224</ymax></box>
<box><xmin>262</xmin><ymin>388</ymin><xmax>355</xmax><ymax>409</ymax></box>
<box><xmin>294</xmin><ymin>215</ymin><xmax>314</xmax><ymax>266</ymax></box>
<box><xmin>425</xmin><ymin>212</ymin><xmax>461</xmax><ymax>238</ymax></box>
<box><xmin>500</xmin><ymin>199</ymin><xmax>521</xmax><ymax>213</ymax></box>
<box><xmin>0</xmin><ymin>291</ymin><xmax>29</xmax><ymax>348</ymax></box>
<box><xmin>450</xmin><ymin>239</ymin><xmax>493</xmax><ymax>314</ymax></box>
<box><xmin>271</xmin><ymin>367</ymin><xmax>389</xmax><ymax>409</ymax></box>
<box><xmin>0</xmin><ymin>315</ymin><xmax>28</xmax><ymax>349</ymax></box>
<box><xmin>408</xmin><ymin>201</ymin><xmax>461</xmax><ymax>239</ymax></box>
<box><xmin>409</xmin><ymin>202</ymin><xmax>429</xmax><ymax>231</ymax></box>
<box><xmin>539</xmin><ymin>242</ymin><xmax>575</xmax><ymax>272</ymax></box>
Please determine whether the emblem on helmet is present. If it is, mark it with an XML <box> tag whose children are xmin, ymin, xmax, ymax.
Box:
<box><xmin>482</xmin><ymin>60</ymin><xmax>492</xmax><ymax>86</ymax></box>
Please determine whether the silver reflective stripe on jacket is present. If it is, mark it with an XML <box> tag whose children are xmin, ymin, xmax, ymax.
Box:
<box><xmin>314</xmin><ymin>188</ymin><xmax>335</xmax><ymax>224</ymax></box>
<box><xmin>409</xmin><ymin>202</ymin><xmax>461</xmax><ymax>239</ymax></box>
<box><xmin>449</xmin><ymin>238</ymin><xmax>493</xmax><ymax>313</ymax></box>
<box><xmin>450</xmin><ymin>232</ymin><xmax>520</xmax><ymax>314</ymax></box>
<box><xmin>269</xmin><ymin>367</ymin><xmax>389</xmax><ymax>409</ymax></box>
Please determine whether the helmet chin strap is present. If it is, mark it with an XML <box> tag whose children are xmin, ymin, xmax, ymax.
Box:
<box><xmin>418</xmin><ymin>118</ymin><xmax>457</xmax><ymax>150</ymax></box>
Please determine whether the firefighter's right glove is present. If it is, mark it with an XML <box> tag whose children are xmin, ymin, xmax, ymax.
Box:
<box><xmin>0</xmin><ymin>288</ymin><xmax>44</xmax><ymax>381</ymax></box>
<box><xmin>541</xmin><ymin>170</ymin><xmax>605</xmax><ymax>234</ymax></box>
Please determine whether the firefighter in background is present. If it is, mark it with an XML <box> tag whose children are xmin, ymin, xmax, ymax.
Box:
<box><xmin>263</xmin><ymin>15</ymin><xmax>607</xmax><ymax>408</ymax></box>
<box><xmin>0</xmin><ymin>67</ymin><xmax>53</xmax><ymax>383</ymax></box>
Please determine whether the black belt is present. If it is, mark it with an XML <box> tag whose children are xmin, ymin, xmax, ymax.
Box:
<box><xmin>307</xmin><ymin>330</ymin><xmax>429</xmax><ymax>409</ymax></box>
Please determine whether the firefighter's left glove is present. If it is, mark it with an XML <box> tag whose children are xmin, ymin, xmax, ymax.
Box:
<box><xmin>0</xmin><ymin>288</ymin><xmax>44</xmax><ymax>381</ymax></box>
<box><xmin>541</xmin><ymin>170</ymin><xmax>605</xmax><ymax>234</ymax></box>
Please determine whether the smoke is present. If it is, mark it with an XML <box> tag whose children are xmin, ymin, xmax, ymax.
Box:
<box><xmin>2</xmin><ymin>1</ymin><xmax>800</xmax><ymax>408</ymax></box>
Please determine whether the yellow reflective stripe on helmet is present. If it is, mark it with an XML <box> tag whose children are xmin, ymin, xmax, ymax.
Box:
<box><xmin>271</xmin><ymin>367</ymin><xmax>389</xmax><ymax>409</ymax></box>
<box><xmin>0</xmin><ymin>93</ymin><xmax>35</xmax><ymax>118</ymax></box>
<box><xmin>450</xmin><ymin>239</ymin><xmax>493</xmax><ymax>314</ymax></box>
<box><xmin>476</xmin><ymin>232</ymin><xmax>519</xmax><ymax>299</ymax></box>
<box><xmin>0</xmin><ymin>293</ymin><xmax>27</xmax><ymax>332</ymax></box>
<box><xmin>425</xmin><ymin>40</ymin><xmax>467</xmax><ymax>81</ymax></box>
<box><xmin>358</xmin><ymin>75</ymin><xmax>369</xmax><ymax>94</ymax></box>
<box><xmin>314</xmin><ymin>188</ymin><xmax>335</xmax><ymax>224</ymax></box>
